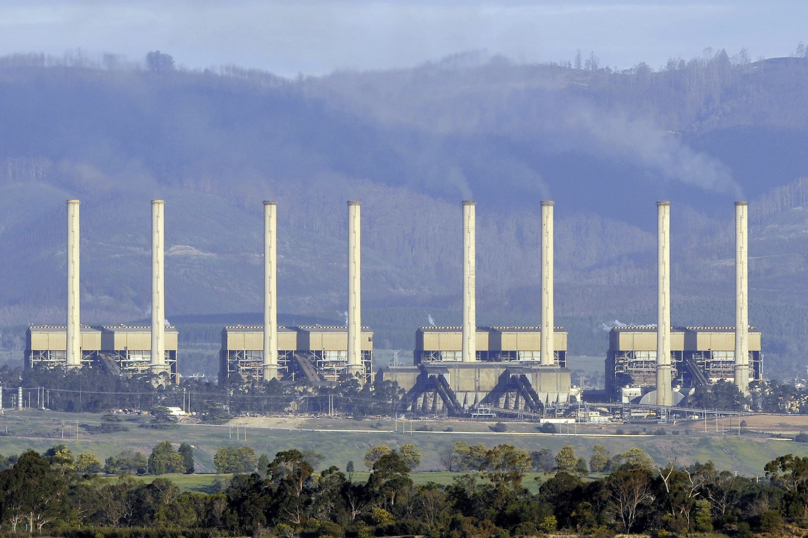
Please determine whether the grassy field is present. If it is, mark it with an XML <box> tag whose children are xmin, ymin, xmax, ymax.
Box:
<box><xmin>98</xmin><ymin>471</ymin><xmax>550</xmax><ymax>495</ymax></box>
<box><xmin>1</xmin><ymin>409</ymin><xmax>807</xmax><ymax>478</ymax></box>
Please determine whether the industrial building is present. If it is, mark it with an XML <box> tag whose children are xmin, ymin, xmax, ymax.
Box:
<box><xmin>377</xmin><ymin>201</ymin><xmax>573</xmax><ymax>417</ymax></box>
<box><xmin>26</xmin><ymin>199</ymin><xmax>177</xmax><ymax>381</ymax></box>
<box><xmin>219</xmin><ymin>325</ymin><xmax>373</xmax><ymax>384</ymax></box>
<box><xmin>603</xmin><ymin>201</ymin><xmax>760</xmax><ymax>405</ymax></box>
<box><xmin>606</xmin><ymin>325</ymin><xmax>762</xmax><ymax>402</ymax></box>
<box><xmin>220</xmin><ymin>325</ymin><xmax>296</xmax><ymax>382</ymax></box>
<box><xmin>25</xmin><ymin>324</ymin><xmax>179</xmax><ymax>383</ymax></box>
<box><xmin>29</xmin><ymin>194</ymin><xmax>765</xmax><ymax>417</ymax></box>
<box><xmin>414</xmin><ymin>326</ymin><xmax>567</xmax><ymax>365</ymax></box>
<box><xmin>380</xmin><ymin>325</ymin><xmax>571</xmax><ymax>416</ymax></box>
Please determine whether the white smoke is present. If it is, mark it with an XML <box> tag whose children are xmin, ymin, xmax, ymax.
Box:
<box><xmin>343</xmin><ymin>311</ymin><xmax>349</xmax><ymax>326</ymax></box>
<box><xmin>572</xmin><ymin>107</ymin><xmax>743</xmax><ymax>197</ymax></box>
<box><xmin>446</xmin><ymin>166</ymin><xmax>473</xmax><ymax>200</ymax></box>
<box><xmin>427</xmin><ymin>314</ymin><xmax>436</xmax><ymax>326</ymax></box>
<box><xmin>600</xmin><ymin>319</ymin><xmax>656</xmax><ymax>331</ymax></box>
<box><xmin>164</xmin><ymin>318</ymin><xmax>171</xmax><ymax>327</ymax></box>
<box><xmin>505</xmin><ymin>90</ymin><xmax>744</xmax><ymax>198</ymax></box>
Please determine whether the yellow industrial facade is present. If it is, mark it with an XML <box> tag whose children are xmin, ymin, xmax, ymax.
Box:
<box><xmin>26</xmin><ymin>325</ymin><xmax>179</xmax><ymax>383</ymax></box>
<box><xmin>378</xmin><ymin>325</ymin><xmax>572</xmax><ymax>417</ymax></box>
<box><xmin>606</xmin><ymin>326</ymin><xmax>762</xmax><ymax>398</ymax></box>
<box><xmin>415</xmin><ymin>326</ymin><xmax>567</xmax><ymax>366</ymax></box>
<box><xmin>220</xmin><ymin>325</ymin><xmax>373</xmax><ymax>383</ymax></box>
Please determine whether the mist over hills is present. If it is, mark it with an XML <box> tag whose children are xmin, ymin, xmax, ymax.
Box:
<box><xmin>1</xmin><ymin>50</ymin><xmax>808</xmax><ymax>377</ymax></box>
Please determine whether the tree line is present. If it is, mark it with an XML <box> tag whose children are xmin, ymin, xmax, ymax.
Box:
<box><xmin>2</xmin><ymin>365</ymin><xmax>404</xmax><ymax>419</ymax></box>
<box><xmin>5</xmin><ymin>441</ymin><xmax>808</xmax><ymax>536</ymax></box>
<box><xmin>9</xmin><ymin>365</ymin><xmax>808</xmax><ymax>418</ymax></box>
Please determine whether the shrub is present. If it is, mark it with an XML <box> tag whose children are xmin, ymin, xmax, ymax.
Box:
<box><xmin>489</xmin><ymin>422</ymin><xmax>508</xmax><ymax>432</ymax></box>
<box><xmin>538</xmin><ymin>422</ymin><xmax>557</xmax><ymax>433</ymax></box>
<box><xmin>760</xmin><ymin>510</ymin><xmax>783</xmax><ymax>533</ymax></box>
<box><xmin>539</xmin><ymin>515</ymin><xmax>557</xmax><ymax>533</ymax></box>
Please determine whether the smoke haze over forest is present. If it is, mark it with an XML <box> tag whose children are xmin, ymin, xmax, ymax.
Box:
<box><xmin>1</xmin><ymin>31</ymin><xmax>808</xmax><ymax>378</ymax></box>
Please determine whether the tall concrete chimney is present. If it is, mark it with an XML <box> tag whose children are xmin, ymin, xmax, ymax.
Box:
<box><xmin>17</xmin><ymin>386</ymin><xmax>22</xmax><ymax>410</ymax></box>
<box><xmin>462</xmin><ymin>201</ymin><xmax>477</xmax><ymax>363</ymax></box>
<box><xmin>151</xmin><ymin>200</ymin><xmax>166</xmax><ymax>374</ymax></box>
<box><xmin>263</xmin><ymin>201</ymin><xmax>278</xmax><ymax>381</ymax></box>
<box><xmin>66</xmin><ymin>200</ymin><xmax>81</xmax><ymax>368</ymax></box>
<box><xmin>735</xmin><ymin>201</ymin><xmax>750</xmax><ymax>395</ymax></box>
<box><xmin>540</xmin><ymin>201</ymin><xmax>555</xmax><ymax>365</ymax></box>
<box><xmin>656</xmin><ymin>201</ymin><xmax>672</xmax><ymax>406</ymax></box>
<box><xmin>347</xmin><ymin>201</ymin><xmax>363</xmax><ymax>377</ymax></box>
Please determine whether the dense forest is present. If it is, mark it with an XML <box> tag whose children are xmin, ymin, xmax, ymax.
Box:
<box><xmin>5</xmin><ymin>438</ymin><xmax>808</xmax><ymax>536</ymax></box>
<box><xmin>1</xmin><ymin>47</ymin><xmax>808</xmax><ymax>378</ymax></box>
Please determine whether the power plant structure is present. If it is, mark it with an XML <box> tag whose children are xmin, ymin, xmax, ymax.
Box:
<box><xmin>23</xmin><ymin>199</ymin><xmax>179</xmax><ymax>383</ymax></box>
<box><xmin>219</xmin><ymin>325</ymin><xmax>373</xmax><ymax>384</ymax></box>
<box><xmin>22</xmin><ymin>196</ymin><xmax>764</xmax><ymax>415</ymax></box>
<box><xmin>604</xmin><ymin>200</ymin><xmax>762</xmax><ymax>404</ymax></box>
<box><xmin>378</xmin><ymin>200</ymin><xmax>573</xmax><ymax>417</ymax></box>
<box><xmin>606</xmin><ymin>325</ymin><xmax>762</xmax><ymax>402</ymax></box>
<box><xmin>26</xmin><ymin>324</ymin><xmax>179</xmax><ymax>381</ymax></box>
<box><xmin>219</xmin><ymin>200</ymin><xmax>374</xmax><ymax>384</ymax></box>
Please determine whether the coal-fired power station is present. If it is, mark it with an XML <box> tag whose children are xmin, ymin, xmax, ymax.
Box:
<box><xmin>378</xmin><ymin>199</ymin><xmax>571</xmax><ymax>417</ymax></box>
<box><xmin>23</xmin><ymin>197</ymin><xmax>762</xmax><ymax>415</ymax></box>
<box><xmin>27</xmin><ymin>199</ymin><xmax>178</xmax><ymax>382</ymax></box>
<box><xmin>606</xmin><ymin>200</ymin><xmax>761</xmax><ymax>405</ymax></box>
<box><xmin>219</xmin><ymin>200</ymin><xmax>372</xmax><ymax>384</ymax></box>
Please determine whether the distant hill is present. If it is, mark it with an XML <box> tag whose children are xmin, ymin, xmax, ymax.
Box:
<box><xmin>2</xmin><ymin>51</ymin><xmax>808</xmax><ymax>378</ymax></box>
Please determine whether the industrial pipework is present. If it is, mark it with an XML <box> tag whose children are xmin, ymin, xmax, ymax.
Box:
<box><xmin>66</xmin><ymin>200</ymin><xmax>81</xmax><ymax>368</ymax></box>
<box><xmin>735</xmin><ymin>201</ymin><xmax>750</xmax><ymax>395</ymax></box>
<box><xmin>263</xmin><ymin>201</ymin><xmax>278</xmax><ymax>381</ymax></box>
<box><xmin>540</xmin><ymin>201</ymin><xmax>554</xmax><ymax>366</ymax></box>
<box><xmin>656</xmin><ymin>201</ymin><xmax>672</xmax><ymax>406</ymax></box>
<box><xmin>151</xmin><ymin>200</ymin><xmax>166</xmax><ymax>373</ymax></box>
<box><xmin>462</xmin><ymin>201</ymin><xmax>477</xmax><ymax>363</ymax></box>
<box><xmin>347</xmin><ymin>201</ymin><xmax>363</xmax><ymax>377</ymax></box>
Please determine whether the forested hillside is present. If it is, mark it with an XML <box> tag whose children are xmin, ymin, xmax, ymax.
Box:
<box><xmin>1</xmin><ymin>49</ymin><xmax>808</xmax><ymax>377</ymax></box>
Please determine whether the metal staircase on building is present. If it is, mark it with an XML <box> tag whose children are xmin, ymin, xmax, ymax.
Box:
<box><xmin>292</xmin><ymin>353</ymin><xmax>323</xmax><ymax>382</ymax></box>
<box><xmin>433</xmin><ymin>375</ymin><xmax>464</xmax><ymax>416</ymax></box>
<box><xmin>683</xmin><ymin>356</ymin><xmax>710</xmax><ymax>386</ymax></box>
<box><xmin>479</xmin><ymin>373</ymin><xmax>544</xmax><ymax>414</ymax></box>
<box><xmin>94</xmin><ymin>353</ymin><xmax>122</xmax><ymax>376</ymax></box>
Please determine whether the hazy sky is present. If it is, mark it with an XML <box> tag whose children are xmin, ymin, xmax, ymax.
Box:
<box><xmin>0</xmin><ymin>0</ymin><xmax>805</xmax><ymax>76</ymax></box>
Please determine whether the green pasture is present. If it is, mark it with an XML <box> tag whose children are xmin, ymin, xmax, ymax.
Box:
<box><xmin>98</xmin><ymin>471</ymin><xmax>550</xmax><ymax>495</ymax></box>
<box><xmin>0</xmin><ymin>409</ymin><xmax>804</xmax><ymax>478</ymax></box>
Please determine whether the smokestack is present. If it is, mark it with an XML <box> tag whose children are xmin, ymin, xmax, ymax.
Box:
<box><xmin>151</xmin><ymin>200</ymin><xmax>166</xmax><ymax>374</ymax></box>
<box><xmin>263</xmin><ymin>201</ymin><xmax>278</xmax><ymax>381</ymax></box>
<box><xmin>66</xmin><ymin>200</ymin><xmax>81</xmax><ymax>368</ymax></box>
<box><xmin>462</xmin><ymin>201</ymin><xmax>476</xmax><ymax>363</ymax></box>
<box><xmin>17</xmin><ymin>386</ymin><xmax>23</xmax><ymax>410</ymax></box>
<box><xmin>735</xmin><ymin>201</ymin><xmax>750</xmax><ymax>395</ymax></box>
<box><xmin>347</xmin><ymin>201</ymin><xmax>363</xmax><ymax>377</ymax></box>
<box><xmin>541</xmin><ymin>201</ymin><xmax>554</xmax><ymax>366</ymax></box>
<box><xmin>656</xmin><ymin>201</ymin><xmax>672</xmax><ymax>406</ymax></box>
